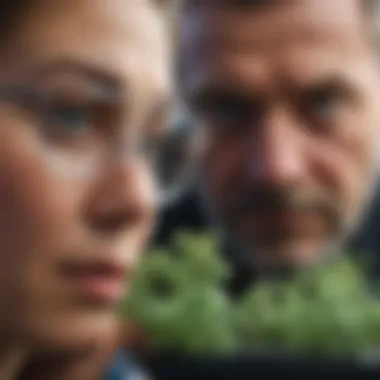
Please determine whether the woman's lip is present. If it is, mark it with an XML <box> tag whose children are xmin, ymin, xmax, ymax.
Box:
<box><xmin>61</xmin><ymin>261</ymin><xmax>128</xmax><ymax>304</ymax></box>
<box><xmin>71</xmin><ymin>275</ymin><xmax>125</xmax><ymax>304</ymax></box>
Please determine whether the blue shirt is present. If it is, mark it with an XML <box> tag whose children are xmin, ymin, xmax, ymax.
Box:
<box><xmin>104</xmin><ymin>351</ymin><xmax>150</xmax><ymax>380</ymax></box>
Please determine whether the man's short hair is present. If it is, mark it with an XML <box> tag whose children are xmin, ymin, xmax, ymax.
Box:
<box><xmin>179</xmin><ymin>0</ymin><xmax>380</xmax><ymax>44</ymax></box>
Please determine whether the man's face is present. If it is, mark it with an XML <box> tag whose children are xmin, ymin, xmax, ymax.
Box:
<box><xmin>0</xmin><ymin>0</ymin><xmax>170</xmax><ymax>352</ymax></box>
<box><xmin>179</xmin><ymin>0</ymin><xmax>380</xmax><ymax>269</ymax></box>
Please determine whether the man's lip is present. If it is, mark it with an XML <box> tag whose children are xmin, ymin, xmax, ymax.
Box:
<box><xmin>239</xmin><ymin>209</ymin><xmax>327</xmax><ymax>238</ymax></box>
<box><xmin>60</xmin><ymin>259</ymin><xmax>129</xmax><ymax>304</ymax></box>
<box><xmin>237</xmin><ymin>209</ymin><xmax>325</xmax><ymax>234</ymax></box>
<box><xmin>245</xmin><ymin>210</ymin><xmax>319</xmax><ymax>225</ymax></box>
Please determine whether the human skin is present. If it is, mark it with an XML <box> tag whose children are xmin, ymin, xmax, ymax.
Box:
<box><xmin>0</xmin><ymin>0</ymin><xmax>170</xmax><ymax>378</ymax></box>
<box><xmin>179</xmin><ymin>0</ymin><xmax>380</xmax><ymax>270</ymax></box>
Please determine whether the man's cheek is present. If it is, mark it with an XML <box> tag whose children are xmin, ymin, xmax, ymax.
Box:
<box><xmin>314</xmin><ymin>143</ymin><xmax>373</xmax><ymax>229</ymax></box>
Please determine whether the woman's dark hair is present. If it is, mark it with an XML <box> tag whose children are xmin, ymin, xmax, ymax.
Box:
<box><xmin>0</xmin><ymin>1</ymin><xmax>32</xmax><ymax>45</ymax></box>
<box><xmin>0</xmin><ymin>0</ymin><xmax>172</xmax><ymax>43</ymax></box>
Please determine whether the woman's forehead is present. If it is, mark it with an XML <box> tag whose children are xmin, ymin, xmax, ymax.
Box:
<box><xmin>0</xmin><ymin>0</ymin><xmax>171</xmax><ymax>103</ymax></box>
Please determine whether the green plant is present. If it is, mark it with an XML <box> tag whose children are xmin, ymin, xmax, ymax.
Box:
<box><xmin>119</xmin><ymin>231</ymin><xmax>380</xmax><ymax>357</ymax></box>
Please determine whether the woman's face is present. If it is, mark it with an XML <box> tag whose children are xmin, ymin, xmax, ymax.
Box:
<box><xmin>0</xmin><ymin>0</ymin><xmax>170</xmax><ymax>351</ymax></box>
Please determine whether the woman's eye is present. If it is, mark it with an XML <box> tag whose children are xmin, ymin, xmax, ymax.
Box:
<box><xmin>40</xmin><ymin>102</ymin><xmax>98</xmax><ymax>150</ymax></box>
<box><xmin>49</xmin><ymin>105</ymin><xmax>91</xmax><ymax>133</ymax></box>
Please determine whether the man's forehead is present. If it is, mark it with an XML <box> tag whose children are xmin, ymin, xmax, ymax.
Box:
<box><xmin>179</xmin><ymin>0</ymin><xmax>377</xmax><ymax>101</ymax></box>
<box><xmin>181</xmin><ymin>0</ymin><xmax>367</xmax><ymax>45</ymax></box>
<box><xmin>182</xmin><ymin>0</ymin><xmax>366</xmax><ymax>12</ymax></box>
<box><xmin>180</xmin><ymin>0</ymin><xmax>373</xmax><ymax>76</ymax></box>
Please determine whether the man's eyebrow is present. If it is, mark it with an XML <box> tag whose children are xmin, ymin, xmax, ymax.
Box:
<box><xmin>288</xmin><ymin>70</ymin><xmax>364</xmax><ymax>92</ymax></box>
<box><xmin>190</xmin><ymin>73</ymin><xmax>361</xmax><ymax>103</ymax></box>
<box><xmin>284</xmin><ymin>74</ymin><xmax>367</xmax><ymax>105</ymax></box>
<box><xmin>25</xmin><ymin>58</ymin><xmax>123</xmax><ymax>94</ymax></box>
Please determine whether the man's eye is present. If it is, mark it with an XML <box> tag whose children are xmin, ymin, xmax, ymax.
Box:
<box><xmin>307</xmin><ymin>89</ymin><xmax>341</xmax><ymax>120</ymax></box>
<box><xmin>195</xmin><ymin>96</ymin><xmax>254</xmax><ymax>133</ymax></box>
<box><xmin>207</xmin><ymin>102</ymin><xmax>248</xmax><ymax>127</ymax></box>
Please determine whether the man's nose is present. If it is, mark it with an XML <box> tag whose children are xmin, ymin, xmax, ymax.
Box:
<box><xmin>85</xmin><ymin>159</ymin><xmax>154</xmax><ymax>235</ymax></box>
<box><xmin>246</xmin><ymin>110</ymin><xmax>306</xmax><ymax>187</ymax></box>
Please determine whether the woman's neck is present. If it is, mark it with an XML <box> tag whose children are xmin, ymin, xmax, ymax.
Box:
<box><xmin>18</xmin><ymin>325</ymin><xmax>122</xmax><ymax>380</ymax></box>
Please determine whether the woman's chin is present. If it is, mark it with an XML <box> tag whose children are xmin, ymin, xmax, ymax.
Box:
<box><xmin>28</xmin><ymin>311</ymin><xmax>120</xmax><ymax>356</ymax></box>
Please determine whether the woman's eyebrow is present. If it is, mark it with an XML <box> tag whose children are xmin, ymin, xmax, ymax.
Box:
<box><xmin>24</xmin><ymin>57</ymin><xmax>124</xmax><ymax>96</ymax></box>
